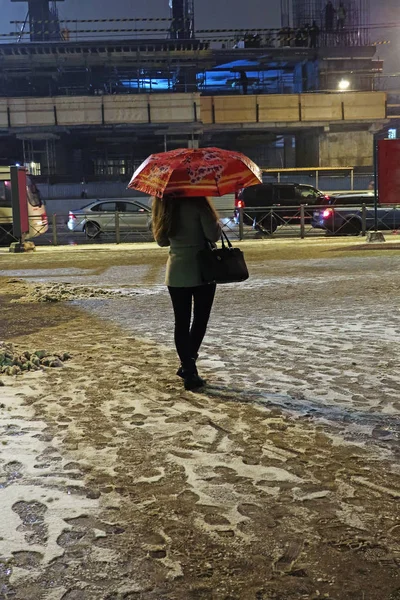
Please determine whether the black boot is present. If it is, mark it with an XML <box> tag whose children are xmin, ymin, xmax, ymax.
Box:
<box><xmin>181</xmin><ymin>358</ymin><xmax>205</xmax><ymax>391</ymax></box>
<box><xmin>177</xmin><ymin>353</ymin><xmax>199</xmax><ymax>379</ymax></box>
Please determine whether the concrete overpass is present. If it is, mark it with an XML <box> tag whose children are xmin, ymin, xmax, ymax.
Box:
<box><xmin>0</xmin><ymin>91</ymin><xmax>387</xmax><ymax>173</ymax></box>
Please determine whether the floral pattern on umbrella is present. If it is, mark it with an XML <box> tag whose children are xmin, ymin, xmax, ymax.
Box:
<box><xmin>128</xmin><ymin>147</ymin><xmax>262</xmax><ymax>198</ymax></box>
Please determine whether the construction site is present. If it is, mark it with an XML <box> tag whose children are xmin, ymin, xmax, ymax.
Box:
<box><xmin>0</xmin><ymin>0</ymin><xmax>392</xmax><ymax>185</ymax></box>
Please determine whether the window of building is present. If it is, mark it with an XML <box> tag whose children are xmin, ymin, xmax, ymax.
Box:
<box><xmin>24</xmin><ymin>161</ymin><xmax>41</xmax><ymax>176</ymax></box>
<box><xmin>93</xmin><ymin>159</ymin><xmax>126</xmax><ymax>176</ymax></box>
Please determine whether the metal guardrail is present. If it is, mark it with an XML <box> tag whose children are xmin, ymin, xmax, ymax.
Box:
<box><xmin>37</xmin><ymin>174</ymin><xmax>374</xmax><ymax>200</ymax></box>
<box><xmin>3</xmin><ymin>204</ymin><xmax>400</xmax><ymax>248</ymax></box>
<box><xmin>0</xmin><ymin>221</ymin><xmax>16</xmax><ymax>246</ymax></box>
<box><xmin>231</xmin><ymin>205</ymin><xmax>323</xmax><ymax>239</ymax></box>
<box><xmin>230</xmin><ymin>204</ymin><xmax>400</xmax><ymax>239</ymax></box>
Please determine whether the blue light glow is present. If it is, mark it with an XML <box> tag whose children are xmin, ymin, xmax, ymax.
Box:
<box><xmin>121</xmin><ymin>78</ymin><xmax>173</xmax><ymax>90</ymax></box>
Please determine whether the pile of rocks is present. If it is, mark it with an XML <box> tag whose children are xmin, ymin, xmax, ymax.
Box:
<box><xmin>0</xmin><ymin>342</ymin><xmax>71</xmax><ymax>377</ymax></box>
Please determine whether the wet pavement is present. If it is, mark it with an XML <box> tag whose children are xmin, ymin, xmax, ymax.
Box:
<box><xmin>0</xmin><ymin>238</ymin><xmax>400</xmax><ymax>599</ymax></box>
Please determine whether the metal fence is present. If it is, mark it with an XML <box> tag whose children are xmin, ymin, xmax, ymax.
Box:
<box><xmin>2</xmin><ymin>203</ymin><xmax>400</xmax><ymax>248</ymax></box>
<box><xmin>37</xmin><ymin>173</ymin><xmax>374</xmax><ymax>203</ymax></box>
<box><xmin>261</xmin><ymin>168</ymin><xmax>375</xmax><ymax>192</ymax></box>
<box><xmin>227</xmin><ymin>204</ymin><xmax>400</xmax><ymax>239</ymax></box>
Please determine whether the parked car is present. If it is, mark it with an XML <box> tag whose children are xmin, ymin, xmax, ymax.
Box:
<box><xmin>67</xmin><ymin>199</ymin><xmax>152</xmax><ymax>238</ymax></box>
<box><xmin>311</xmin><ymin>192</ymin><xmax>384</xmax><ymax>235</ymax></box>
<box><xmin>234</xmin><ymin>183</ymin><xmax>330</xmax><ymax>233</ymax></box>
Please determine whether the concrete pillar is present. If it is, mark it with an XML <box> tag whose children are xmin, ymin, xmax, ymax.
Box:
<box><xmin>318</xmin><ymin>130</ymin><xmax>374</xmax><ymax>167</ymax></box>
<box><xmin>54</xmin><ymin>141</ymin><xmax>69</xmax><ymax>178</ymax></box>
<box><xmin>188</xmin><ymin>135</ymin><xmax>199</xmax><ymax>149</ymax></box>
<box><xmin>296</xmin><ymin>129</ymin><xmax>375</xmax><ymax>168</ymax></box>
<box><xmin>296</xmin><ymin>132</ymin><xmax>320</xmax><ymax>167</ymax></box>
<box><xmin>283</xmin><ymin>135</ymin><xmax>295</xmax><ymax>168</ymax></box>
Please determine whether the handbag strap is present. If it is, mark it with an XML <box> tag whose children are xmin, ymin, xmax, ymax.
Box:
<box><xmin>205</xmin><ymin>230</ymin><xmax>233</xmax><ymax>250</ymax></box>
<box><xmin>220</xmin><ymin>230</ymin><xmax>233</xmax><ymax>249</ymax></box>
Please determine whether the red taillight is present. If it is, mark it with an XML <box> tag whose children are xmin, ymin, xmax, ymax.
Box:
<box><xmin>324</xmin><ymin>195</ymin><xmax>330</xmax><ymax>200</ymax></box>
<box><xmin>236</xmin><ymin>200</ymin><xmax>245</xmax><ymax>208</ymax></box>
<box><xmin>323</xmin><ymin>208</ymin><xmax>333</xmax><ymax>218</ymax></box>
<box><xmin>69</xmin><ymin>211</ymin><xmax>77</xmax><ymax>220</ymax></box>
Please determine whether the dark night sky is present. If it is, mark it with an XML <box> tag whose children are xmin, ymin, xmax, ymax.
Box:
<box><xmin>1</xmin><ymin>0</ymin><xmax>282</xmax><ymax>31</ymax></box>
<box><xmin>0</xmin><ymin>0</ymin><xmax>396</xmax><ymax>33</ymax></box>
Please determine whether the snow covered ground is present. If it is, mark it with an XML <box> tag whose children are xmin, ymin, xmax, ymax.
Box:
<box><xmin>0</xmin><ymin>239</ymin><xmax>400</xmax><ymax>599</ymax></box>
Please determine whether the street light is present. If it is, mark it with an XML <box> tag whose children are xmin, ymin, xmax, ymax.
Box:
<box><xmin>338</xmin><ymin>79</ymin><xmax>350</xmax><ymax>91</ymax></box>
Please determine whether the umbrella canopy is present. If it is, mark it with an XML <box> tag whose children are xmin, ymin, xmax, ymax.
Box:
<box><xmin>128</xmin><ymin>147</ymin><xmax>262</xmax><ymax>198</ymax></box>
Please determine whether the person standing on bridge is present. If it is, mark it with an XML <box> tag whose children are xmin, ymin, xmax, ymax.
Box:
<box><xmin>337</xmin><ymin>2</ymin><xmax>347</xmax><ymax>30</ymax></box>
<box><xmin>239</xmin><ymin>70</ymin><xmax>249</xmax><ymax>95</ymax></box>
<box><xmin>325</xmin><ymin>0</ymin><xmax>335</xmax><ymax>32</ymax></box>
<box><xmin>309</xmin><ymin>21</ymin><xmax>320</xmax><ymax>48</ymax></box>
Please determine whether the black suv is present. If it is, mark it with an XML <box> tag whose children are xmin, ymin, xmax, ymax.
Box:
<box><xmin>234</xmin><ymin>183</ymin><xmax>329</xmax><ymax>233</ymax></box>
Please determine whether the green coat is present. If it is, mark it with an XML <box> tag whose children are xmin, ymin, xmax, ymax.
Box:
<box><xmin>156</xmin><ymin>201</ymin><xmax>222</xmax><ymax>287</ymax></box>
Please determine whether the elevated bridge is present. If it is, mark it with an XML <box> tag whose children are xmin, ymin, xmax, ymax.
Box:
<box><xmin>0</xmin><ymin>91</ymin><xmax>387</xmax><ymax>175</ymax></box>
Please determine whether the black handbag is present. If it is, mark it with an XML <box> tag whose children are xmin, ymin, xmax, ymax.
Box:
<box><xmin>198</xmin><ymin>231</ymin><xmax>249</xmax><ymax>284</ymax></box>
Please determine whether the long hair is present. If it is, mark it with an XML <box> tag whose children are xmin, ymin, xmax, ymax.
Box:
<box><xmin>152</xmin><ymin>196</ymin><xmax>219</xmax><ymax>241</ymax></box>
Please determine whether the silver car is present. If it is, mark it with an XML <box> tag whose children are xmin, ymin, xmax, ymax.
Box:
<box><xmin>67</xmin><ymin>199</ymin><xmax>152</xmax><ymax>238</ymax></box>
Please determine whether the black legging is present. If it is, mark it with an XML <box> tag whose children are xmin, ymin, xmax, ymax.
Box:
<box><xmin>168</xmin><ymin>284</ymin><xmax>216</xmax><ymax>366</ymax></box>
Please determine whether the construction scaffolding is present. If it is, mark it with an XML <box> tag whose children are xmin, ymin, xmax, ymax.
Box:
<box><xmin>21</xmin><ymin>137</ymin><xmax>57</xmax><ymax>178</ymax></box>
<box><xmin>11</xmin><ymin>0</ymin><xmax>64</xmax><ymax>41</ymax></box>
<box><xmin>281</xmin><ymin>0</ymin><xmax>291</xmax><ymax>27</ymax></box>
<box><xmin>291</xmin><ymin>0</ymin><xmax>370</xmax><ymax>29</ymax></box>
<box><xmin>170</xmin><ymin>0</ymin><xmax>195</xmax><ymax>39</ymax></box>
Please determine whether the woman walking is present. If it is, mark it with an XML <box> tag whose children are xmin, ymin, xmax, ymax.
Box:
<box><xmin>152</xmin><ymin>196</ymin><xmax>221</xmax><ymax>391</ymax></box>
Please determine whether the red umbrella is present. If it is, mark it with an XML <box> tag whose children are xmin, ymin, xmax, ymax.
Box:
<box><xmin>128</xmin><ymin>147</ymin><xmax>262</xmax><ymax>198</ymax></box>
